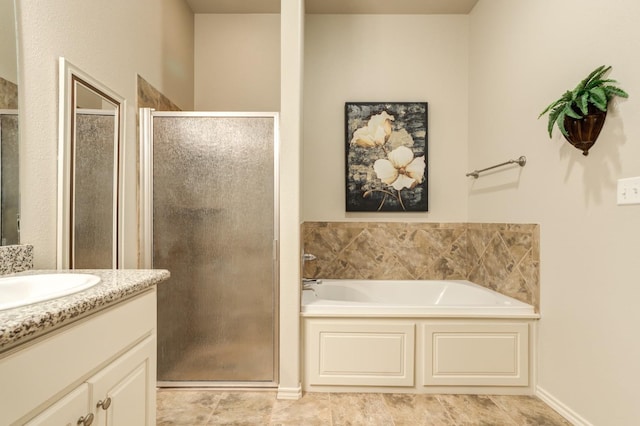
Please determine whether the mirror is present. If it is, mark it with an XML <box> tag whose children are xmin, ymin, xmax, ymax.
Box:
<box><xmin>58</xmin><ymin>58</ymin><xmax>124</xmax><ymax>269</ymax></box>
<box><xmin>0</xmin><ymin>0</ymin><xmax>19</xmax><ymax>245</ymax></box>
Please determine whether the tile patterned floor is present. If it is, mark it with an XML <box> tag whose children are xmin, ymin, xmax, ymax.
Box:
<box><xmin>157</xmin><ymin>390</ymin><xmax>572</xmax><ymax>425</ymax></box>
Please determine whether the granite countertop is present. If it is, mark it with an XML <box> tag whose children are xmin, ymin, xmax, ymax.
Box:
<box><xmin>0</xmin><ymin>269</ymin><xmax>169</xmax><ymax>352</ymax></box>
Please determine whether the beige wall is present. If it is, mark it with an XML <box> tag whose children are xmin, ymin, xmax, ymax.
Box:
<box><xmin>0</xmin><ymin>0</ymin><xmax>17</xmax><ymax>84</ymax></box>
<box><xmin>194</xmin><ymin>14</ymin><xmax>280</xmax><ymax>111</ymax></box>
<box><xmin>303</xmin><ymin>14</ymin><xmax>469</xmax><ymax>222</ymax></box>
<box><xmin>469</xmin><ymin>1</ymin><xmax>640</xmax><ymax>424</ymax></box>
<box><xmin>16</xmin><ymin>0</ymin><xmax>194</xmax><ymax>268</ymax></box>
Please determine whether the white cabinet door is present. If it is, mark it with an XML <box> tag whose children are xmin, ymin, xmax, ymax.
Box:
<box><xmin>89</xmin><ymin>335</ymin><xmax>156</xmax><ymax>426</ymax></box>
<box><xmin>423</xmin><ymin>322</ymin><xmax>529</xmax><ymax>386</ymax></box>
<box><xmin>25</xmin><ymin>383</ymin><xmax>92</xmax><ymax>426</ymax></box>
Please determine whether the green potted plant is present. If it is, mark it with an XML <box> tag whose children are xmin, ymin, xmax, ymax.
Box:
<box><xmin>539</xmin><ymin>65</ymin><xmax>628</xmax><ymax>155</ymax></box>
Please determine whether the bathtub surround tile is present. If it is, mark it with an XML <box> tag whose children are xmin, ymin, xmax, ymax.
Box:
<box><xmin>467</xmin><ymin>223</ymin><xmax>540</xmax><ymax>310</ymax></box>
<box><xmin>0</xmin><ymin>77</ymin><xmax>18</xmax><ymax>109</ymax></box>
<box><xmin>303</xmin><ymin>222</ymin><xmax>540</xmax><ymax>311</ymax></box>
<box><xmin>380</xmin><ymin>258</ymin><xmax>416</xmax><ymax>280</ymax></box>
<box><xmin>137</xmin><ymin>75</ymin><xmax>181</xmax><ymax>111</ymax></box>
<box><xmin>0</xmin><ymin>244</ymin><xmax>34</xmax><ymax>275</ymax></box>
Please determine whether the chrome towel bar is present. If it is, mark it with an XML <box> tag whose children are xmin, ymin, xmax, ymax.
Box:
<box><xmin>466</xmin><ymin>156</ymin><xmax>527</xmax><ymax>179</ymax></box>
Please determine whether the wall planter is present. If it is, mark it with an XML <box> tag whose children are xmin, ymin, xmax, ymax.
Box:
<box><xmin>539</xmin><ymin>65</ymin><xmax>628</xmax><ymax>156</ymax></box>
<box><xmin>562</xmin><ymin>105</ymin><xmax>607</xmax><ymax>156</ymax></box>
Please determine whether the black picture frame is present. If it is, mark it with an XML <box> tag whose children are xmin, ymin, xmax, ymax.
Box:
<box><xmin>345</xmin><ymin>102</ymin><xmax>428</xmax><ymax>212</ymax></box>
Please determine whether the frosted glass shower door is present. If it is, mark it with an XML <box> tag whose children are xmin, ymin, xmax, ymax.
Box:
<box><xmin>150</xmin><ymin>112</ymin><xmax>277</xmax><ymax>385</ymax></box>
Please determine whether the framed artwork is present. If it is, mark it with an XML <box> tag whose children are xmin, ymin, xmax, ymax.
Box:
<box><xmin>345</xmin><ymin>102</ymin><xmax>428</xmax><ymax>212</ymax></box>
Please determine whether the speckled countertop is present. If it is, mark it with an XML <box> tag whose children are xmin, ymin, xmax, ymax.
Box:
<box><xmin>0</xmin><ymin>269</ymin><xmax>169</xmax><ymax>352</ymax></box>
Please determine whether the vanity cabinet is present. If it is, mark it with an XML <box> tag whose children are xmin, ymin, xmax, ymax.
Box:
<box><xmin>24</xmin><ymin>383</ymin><xmax>91</xmax><ymax>426</ymax></box>
<box><xmin>26</xmin><ymin>336</ymin><xmax>154</xmax><ymax>426</ymax></box>
<box><xmin>0</xmin><ymin>289</ymin><xmax>157</xmax><ymax>425</ymax></box>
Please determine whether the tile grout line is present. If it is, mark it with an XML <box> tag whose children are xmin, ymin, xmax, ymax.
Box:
<box><xmin>202</xmin><ymin>391</ymin><xmax>225</xmax><ymax>425</ymax></box>
<box><xmin>488</xmin><ymin>395</ymin><xmax>522</xmax><ymax>426</ymax></box>
<box><xmin>433</xmin><ymin>394</ymin><xmax>462</xmax><ymax>425</ymax></box>
<box><xmin>328</xmin><ymin>392</ymin><xmax>334</xmax><ymax>426</ymax></box>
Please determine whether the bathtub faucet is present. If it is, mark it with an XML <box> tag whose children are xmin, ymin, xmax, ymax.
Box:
<box><xmin>302</xmin><ymin>278</ymin><xmax>322</xmax><ymax>290</ymax></box>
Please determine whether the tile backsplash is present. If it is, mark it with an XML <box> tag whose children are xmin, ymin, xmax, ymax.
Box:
<box><xmin>0</xmin><ymin>245</ymin><xmax>34</xmax><ymax>275</ymax></box>
<box><xmin>302</xmin><ymin>222</ymin><xmax>539</xmax><ymax>311</ymax></box>
<box><xmin>0</xmin><ymin>76</ymin><xmax>18</xmax><ymax>110</ymax></box>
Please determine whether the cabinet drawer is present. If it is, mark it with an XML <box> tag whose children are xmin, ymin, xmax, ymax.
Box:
<box><xmin>423</xmin><ymin>322</ymin><xmax>528</xmax><ymax>386</ymax></box>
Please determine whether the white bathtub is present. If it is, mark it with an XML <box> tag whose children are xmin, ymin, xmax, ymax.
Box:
<box><xmin>301</xmin><ymin>279</ymin><xmax>536</xmax><ymax>317</ymax></box>
<box><xmin>301</xmin><ymin>279</ymin><xmax>539</xmax><ymax>393</ymax></box>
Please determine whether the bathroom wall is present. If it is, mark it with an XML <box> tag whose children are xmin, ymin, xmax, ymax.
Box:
<box><xmin>303</xmin><ymin>221</ymin><xmax>539</xmax><ymax>310</ymax></box>
<box><xmin>303</xmin><ymin>14</ymin><xmax>469</xmax><ymax>222</ymax></box>
<box><xmin>16</xmin><ymin>0</ymin><xmax>194</xmax><ymax>268</ymax></box>
<box><xmin>194</xmin><ymin>14</ymin><xmax>280</xmax><ymax>111</ymax></box>
<box><xmin>0</xmin><ymin>0</ymin><xmax>17</xmax><ymax>85</ymax></box>
<box><xmin>469</xmin><ymin>0</ymin><xmax>640</xmax><ymax>424</ymax></box>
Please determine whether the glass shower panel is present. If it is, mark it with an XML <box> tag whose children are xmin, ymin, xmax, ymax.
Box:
<box><xmin>153</xmin><ymin>114</ymin><xmax>275</xmax><ymax>383</ymax></box>
<box><xmin>0</xmin><ymin>112</ymin><xmax>19</xmax><ymax>245</ymax></box>
<box><xmin>73</xmin><ymin>110</ymin><xmax>115</xmax><ymax>269</ymax></box>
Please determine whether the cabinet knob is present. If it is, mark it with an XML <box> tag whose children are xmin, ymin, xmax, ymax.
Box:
<box><xmin>97</xmin><ymin>396</ymin><xmax>112</xmax><ymax>410</ymax></box>
<box><xmin>77</xmin><ymin>413</ymin><xmax>94</xmax><ymax>426</ymax></box>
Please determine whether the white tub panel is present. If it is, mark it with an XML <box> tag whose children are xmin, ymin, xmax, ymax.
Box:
<box><xmin>306</xmin><ymin>320</ymin><xmax>415</xmax><ymax>386</ymax></box>
<box><xmin>423</xmin><ymin>322</ymin><xmax>528</xmax><ymax>386</ymax></box>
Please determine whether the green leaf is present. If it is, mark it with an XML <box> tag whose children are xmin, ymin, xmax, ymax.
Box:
<box><xmin>557</xmin><ymin>110</ymin><xmax>569</xmax><ymax>137</ymax></box>
<box><xmin>578</xmin><ymin>92</ymin><xmax>589</xmax><ymax>115</ymax></box>
<box><xmin>540</xmin><ymin>91</ymin><xmax>571</xmax><ymax>117</ymax></box>
<box><xmin>584</xmin><ymin>79</ymin><xmax>616</xmax><ymax>92</ymax></box>
<box><xmin>585</xmin><ymin>65</ymin><xmax>609</xmax><ymax>85</ymax></box>
<box><xmin>604</xmin><ymin>85</ymin><xmax>629</xmax><ymax>99</ymax></box>
<box><xmin>564</xmin><ymin>105</ymin><xmax>582</xmax><ymax>119</ymax></box>
<box><xmin>539</xmin><ymin>100</ymin><xmax>561</xmax><ymax>117</ymax></box>
<box><xmin>590</xmin><ymin>87</ymin><xmax>607</xmax><ymax>107</ymax></box>
<box><xmin>591</xmin><ymin>97</ymin><xmax>607</xmax><ymax>112</ymax></box>
<box><xmin>547</xmin><ymin>106</ymin><xmax>564</xmax><ymax>137</ymax></box>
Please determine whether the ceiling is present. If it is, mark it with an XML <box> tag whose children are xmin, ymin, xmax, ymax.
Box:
<box><xmin>185</xmin><ymin>0</ymin><xmax>479</xmax><ymax>15</ymax></box>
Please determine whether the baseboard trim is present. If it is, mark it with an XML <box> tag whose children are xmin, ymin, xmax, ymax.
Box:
<box><xmin>536</xmin><ymin>386</ymin><xmax>593</xmax><ymax>426</ymax></box>
<box><xmin>277</xmin><ymin>384</ymin><xmax>302</xmax><ymax>400</ymax></box>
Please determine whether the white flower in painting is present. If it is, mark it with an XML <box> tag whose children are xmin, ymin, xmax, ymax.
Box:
<box><xmin>373</xmin><ymin>146</ymin><xmax>425</xmax><ymax>191</ymax></box>
<box><xmin>350</xmin><ymin>111</ymin><xmax>395</xmax><ymax>147</ymax></box>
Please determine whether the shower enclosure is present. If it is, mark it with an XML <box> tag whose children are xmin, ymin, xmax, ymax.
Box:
<box><xmin>139</xmin><ymin>110</ymin><xmax>278</xmax><ymax>387</ymax></box>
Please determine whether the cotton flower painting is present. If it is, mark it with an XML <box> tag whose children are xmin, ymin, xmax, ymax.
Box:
<box><xmin>346</xmin><ymin>102</ymin><xmax>428</xmax><ymax>211</ymax></box>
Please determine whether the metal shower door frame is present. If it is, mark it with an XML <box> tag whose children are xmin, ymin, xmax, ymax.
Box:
<box><xmin>138</xmin><ymin>108</ymin><xmax>280</xmax><ymax>388</ymax></box>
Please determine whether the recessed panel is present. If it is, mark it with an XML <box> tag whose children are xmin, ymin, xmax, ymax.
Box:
<box><xmin>307</xmin><ymin>321</ymin><xmax>415</xmax><ymax>386</ymax></box>
<box><xmin>424</xmin><ymin>322</ymin><xmax>528</xmax><ymax>386</ymax></box>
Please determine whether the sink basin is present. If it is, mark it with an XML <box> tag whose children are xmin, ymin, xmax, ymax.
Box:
<box><xmin>0</xmin><ymin>273</ymin><xmax>101</xmax><ymax>311</ymax></box>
